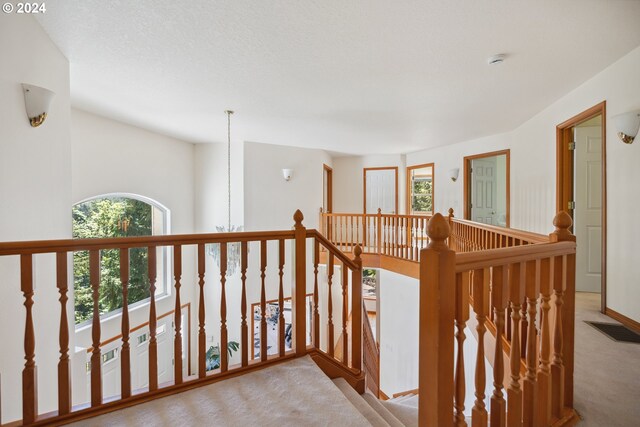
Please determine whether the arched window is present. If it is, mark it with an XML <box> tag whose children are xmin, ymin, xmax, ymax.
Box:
<box><xmin>72</xmin><ymin>193</ymin><xmax>170</xmax><ymax>326</ymax></box>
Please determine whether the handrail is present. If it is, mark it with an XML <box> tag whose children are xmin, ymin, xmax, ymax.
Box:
<box><xmin>307</xmin><ymin>230</ymin><xmax>358</xmax><ymax>270</ymax></box>
<box><xmin>362</xmin><ymin>301</ymin><xmax>379</xmax><ymax>397</ymax></box>
<box><xmin>450</xmin><ymin>216</ymin><xmax>548</xmax><ymax>244</ymax></box>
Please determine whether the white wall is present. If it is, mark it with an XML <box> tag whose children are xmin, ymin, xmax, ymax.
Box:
<box><xmin>333</xmin><ymin>154</ymin><xmax>407</xmax><ymax>214</ymax></box>
<box><xmin>407</xmin><ymin>45</ymin><xmax>640</xmax><ymax>322</ymax></box>
<box><xmin>0</xmin><ymin>15</ymin><xmax>72</xmax><ymax>423</ymax></box>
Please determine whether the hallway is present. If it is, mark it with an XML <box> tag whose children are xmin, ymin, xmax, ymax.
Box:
<box><xmin>573</xmin><ymin>292</ymin><xmax>640</xmax><ymax>426</ymax></box>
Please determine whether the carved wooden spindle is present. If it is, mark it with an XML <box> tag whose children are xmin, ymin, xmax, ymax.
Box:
<box><xmin>120</xmin><ymin>248</ymin><xmax>131</xmax><ymax>398</ymax></box>
<box><xmin>448</xmin><ymin>208</ymin><xmax>455</xmax><ymax>250</ymax></box>
<box><xmin>173</xmin><ymin>245</ymin><xmax>183</xmax><ymax>384</ymax></box>
<box><xmin>147</xmin><ymin>246</ymin><xmax>158</xmax><ymax>391</ymax></box>
<box><xmin>56</xmin><ymin>252</ymin><xmax>71</xmax><ymax>415</ymax></box>
<box><xmin>454</xmin><ymin>271</ymin><xmax>470</xmax><ymax>427</ymax></box>
<box><xmin>537</xmin><ymin>257</ymin><xmax>552</xmax><ymax>425</ymax></box>
<box><xmin>472</xmin><ymin>268</ymin><xmax>489</xmax><ymax>427</ymax></box>
<box><xmin>523</xmin><ymin>259</ymin><xmax>540</xmax><ymax>427</ymax></box>
<box><xmin>341</xmin><ymin>262</ymin><xmax>349</xmax><ymax>365</ymax></box>
<box><xmin>21</xmin><ymin>254</ymin><xmax>38</xmax><ymax>423</ymax></box>
<box><xmin>240</xmin><ymin>242</ymin><xmax>249</xmax><ymax>367</ymax></box>
<box><xmin>551</xmin><ymin>253</ymin><xmax>565</xmax><ymax>418</ymax></box>
<box><xmin>89</xmin><ymin>250</ymin><xmax>102</xmax><ymax>406</ymax></box>
<box><xmin>377</xmin><ymin>208</ymin><xmax>382</xmax><ymax>254</ymax></box>
<box><xmin>313</xmin><ymin>239</ymin><xmax>320</xmax><ymax>348</ymax></box>
<box><xmin>351</xmin><ymin>245</ymin><xmax>363</xmax><ymax>371</ymax></box>
<box><xmin>327</xmin><ymin>253</ymin><xmax>335</xmax><ymax>357</ymax></box>
<box><xmin>418</xmin><ymin>213</ymin><xmax>455</xmax><ymax>426</ymax></box>
<box><xmin>220</xmin><ymin>243</ymin><xmax>228</xmax><ymax>372</ymax></box>
<box><xmin>278</xmin><ymin>239</ymin><xmax>286</xmax><ymax>357</ymax></box>
<box><xmin>507</xmin><ymin>262</ymin><xmax>525</xmax><ymax>427</ymax></box>
<box><xmin>197</xmin><ymin>244</ymin><xmax>206</xmax><ymax>378</ymax></box>
<box><xmin>491</xmin><ymin>265</ymin><xmax>508</xmax><ymax>427</ymax></box>
<box><xmin>260</xmin><ymin>240</ymin><xmax>268</xmax><ymax>362</ymax></box>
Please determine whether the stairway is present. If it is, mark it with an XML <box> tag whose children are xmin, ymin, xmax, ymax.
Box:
<box><xmin>332</xmin><ymin>378</ymin><xmax>418</xmax><ymax>427</ymax></box>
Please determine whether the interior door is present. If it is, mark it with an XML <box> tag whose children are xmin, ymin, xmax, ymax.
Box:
<box><xmin>365</xmin><ymin>168</ymin><xmax>397</xmax><ymax>214</ymax></box>
<box><xmin>574</xmin><ymin>124</ymin><xmax>602</xmax><ymax>292</ymax></box>
<box><xmin>470</xmin><ymin>158</ymin><xmax>498</xmax><ymax>225</ymax></box>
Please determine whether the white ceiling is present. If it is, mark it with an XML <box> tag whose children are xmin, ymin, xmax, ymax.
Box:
<box><xmin>35</xmin><ymin>1</ymin><xmax>640</xmax><ymax>155</ymax></box>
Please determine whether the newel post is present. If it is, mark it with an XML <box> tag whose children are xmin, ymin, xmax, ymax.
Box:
<box><xmin>419</xmin><ymin>213</ymin><xmax>456</xmax><ymax>426</ymax></box>
<box><xmin>293</xmin><ymin>210</ymin><xmax>308</xmax><ymax>356</ymax></box>
<box><xmin>351</xmin><ymin>245</ymin><xmax>363</xmax><ymax>372</ymax></box>
<box><xmin>447</xmin><ymin>208</ymin><xmax>455</xmax><ymax>250</ymax></box>
<box><xmin>549</xmin><ymin>211</ymin><xmax>576</xmax><ymax>411</ymax></box>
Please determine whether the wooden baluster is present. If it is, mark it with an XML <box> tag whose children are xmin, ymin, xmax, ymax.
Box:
<box><xmin>293</xmin><ymin>210</ymin><xmax>308</xmax><ymax>356</ymax></box>
<box><xmin>537</xmin><ymin>258</ymin><xmax>552</xmax><ymax>425</ymax></box>
<box><xmin>240</xmin><ymin>242</ymin><xmax>249</xmax><ymax>367</ymax></box>
<box><xmin>197</xmin><ymin>244</ymin><xmax>207</xmax><ymax>377</ymax></box>
<box><xmin>351</xmin><ymin>246</ymin><xmax>363</xmax><ymax>371</ymax></box>
<box><xmin>220</xmin><ymin>243</ymin><xmax>229</xmax><ymax>372</ymax></box>
<box><xmin>173</xmin><ymin>245</ymin><xmax>183</xmax><ymax>384</ymax></box>
<box><xmin>455</xmin><ymin>271</ymin><xmax>470</xmax><ymax>427</ymax></box>
<box><xmin>278</xmin><ymin>239</ymin><xmax>286</xmax><ymax>357</ymax></box>
<box><xmin>472</xmin><ymin>268</ymin><xmax>489</xmax><ymax>427</ymax></box>
<box><xmin>21</xmin><ymin>254</ymin><xmax>38</xmax><ymax>423</ymax></box>
<box><xmin>341</xmin><ymin>262</ymin><xmax>349</xmax><ymax>365</ymax></box>
<box><xmin>351</xmin><ymin>215</ymin><xmax>354</xmax><ymax>249</ymax></box>
<box><xmin>550</xmin><ymin>212</ymin><xmax>576</xmax><ymax>410</ymax></box>
<box><xmin>551</xmin><ymin>253</ymin><xmax>565</xmax><ymax>418</ymax></box>
<box><xmin>327</xmin><ymin>253</ymin><xmax>335</xmax><ymax>357</ymax></box>
<box><xmin>418</xmin><ymin>214</ymin><xmax>455</xmax><ymax>426</ymax></box>
<box><xmin>448</xmin><ymin>208</ymin><xmax>455</xmax><ymax>250</ymax></box>
<box><xmin>56</xmin><ymin>252</ymin><xmax>71</xmax><ymax>415</ymax></box>
<box><xmin>377</xmin><ymin>208</ymin><xmax>382</xmax><ymax>255</ymax></box>
<box><xmin>260</xmin><ymin>240</ymin><xmax>268</xmax><ymax>362</ymax></box>
<box><xmin>89</xmin><ymin>250</ymin><xmax>102</xmax><ymax>406</ymax></box>
<box><xmin>313</xmin><ymin>239</ymin><xmax>320</xmax><ymax>348</ymax></box>
<box><xmin>148</xmin><ymin>247</ymin><xmax>158</xmax><ymax>391</ymax></box>
<box><xmin>120</xmin><ymin>248</ymin><xmax>131</xmax><ymax>398</ymax></box>
<box><xmin>523</xmin><ymin>260</ymin><xmax>539</xmax><ymax>427</ymax></box>
<box><xmin>491</xmin><ymin>265</ymin><xmax>508</xmax><ymax>427</ymax></box>
<box><xmin>507</xmin><ymin>262</ymin><xmax>525</xmax><ymax>427</ymax></box>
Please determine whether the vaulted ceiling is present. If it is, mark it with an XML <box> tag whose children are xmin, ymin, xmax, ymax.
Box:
<box><xmin>36</xmin><ymin>1</ymin><xmax>640</xmax><ymax>155</ymax></box>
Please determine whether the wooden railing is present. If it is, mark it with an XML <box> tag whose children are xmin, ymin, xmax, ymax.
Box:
<box><xmin>362</xmin><ymin>300</ymin><xmax>379</xmax><ymax>397</ymax></box>
<box><xmin>418</xmin><ymin>211</ymin><xmax>578</xmax><ymax>426</ymax></box>
<box><xmin>0</xmin><ymin>210</ymin><xmax>364</xmax><ymax>426</ymax></box>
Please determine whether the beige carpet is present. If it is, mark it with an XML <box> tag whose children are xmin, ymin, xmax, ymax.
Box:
<box><xmin>573</xmin><ymin>292</ymin><xmax>640</xmax><ymax>426</ymax></box>
<box><xmin>70</xmin><ymin>356</ymin><xmax>370</xmax><ymax>427</ymax></box>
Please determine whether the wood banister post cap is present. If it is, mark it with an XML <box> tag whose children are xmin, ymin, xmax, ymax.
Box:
<box><xmin>427</xmin><ymin>213</ymin><xmax>451</xmax><ymax>248</ymax></box>
<box><xmin>550</xmin><ymin>210</ymin><xmax>575</xmax><ymax>241</ymax></box>
<box><xmin>354</xmin><ymin>244</ymin><xmax>362</xmax><ymax>259</ymax></box>
<box><xmin>293</xmin><ymin>210</ymin><xmax>304</xmax><ymax>227</ymax></box>
<box><xmin>448</xmin><ymin>208</ymin><xmax>454</xmax><ymax>218</ymax></box>
<box><xmin>377</xmin><ymin>208</ymin><xmax>382</xmax><ymax>215</ymax></box>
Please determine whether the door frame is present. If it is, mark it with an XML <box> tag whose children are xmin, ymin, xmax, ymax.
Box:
<box><xmin>556</xmin><ymin>101</ymin><xmax>607</xmax><ymax>313</ymax></box>
<box><xmin>463</xmin><ymin>149</ymin><xmax>511</xmax><ymax>227</ymax></box>
<box><xmin>363</xmin><ymin>167</ymin><xmax>399</xmax><ymax>215</ymax></box>
<box><xmin>406</xmin><ymin>163</ymin><xmax>435</xmax><ymax>215</ymax></box>
<box><xmin>323</xmin><ymin>164</ymin><xmax>333</xmax><ymax>213</ymax></box>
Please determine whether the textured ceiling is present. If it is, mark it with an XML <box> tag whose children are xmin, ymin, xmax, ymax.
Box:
<box><xmin>35</xmin><ymin>1</ymin><xmax>640</xmax><ymax>155</ymax></box>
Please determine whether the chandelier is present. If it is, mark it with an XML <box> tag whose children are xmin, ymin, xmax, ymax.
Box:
<box><xmin>207</xmin><ymin>110</ymin><xmax>243</xmax><ymax>275</ymax></box>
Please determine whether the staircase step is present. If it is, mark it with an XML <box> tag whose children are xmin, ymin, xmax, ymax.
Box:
<box><xmin>393</xmin><ymin>394</ymin><xmax>418</xmax><ymax>408</ymax></box>
<box><xmin>360</xmin><ymin>393</ymin><xmax>404</xmax><ymax>427</ymax></box>
<box><xmin>332</xmin><ymin>378</ymin><xmax>391</xmax><ymax>426</ymax></box>
<box><xmin>388</xmin><ymin>394</ymin><xmax>415</xmax><ymax>404</ymax></box>
<box><xmin>380</xmin><ymin>401</ymin><xmax>418</xmax><ymax>427</ymax></box>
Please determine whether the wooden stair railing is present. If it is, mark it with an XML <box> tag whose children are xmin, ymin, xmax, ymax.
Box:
<box><xmin>362</xmin><ymin>300</ymin><xmax>379</xmax><ymax>397</ymax></box>
<box><xmin>418</xmin><ymin>211</ymin><xmax>578</xmax><ymax>427</ymax></box>
<box><xmin>0</xmin><ymin>210</ymin><xmax>366</xmax><ymax>427</ymax></box>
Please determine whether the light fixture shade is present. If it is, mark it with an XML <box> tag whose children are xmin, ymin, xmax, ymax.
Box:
<box><xmin>612</xmin><ymin>110</ymin><xmax>640</xmax><ymax>144</ymax></box>
<box><xmin>448</xmin><ymin>168</ymin><xmax>460</xmax><ymax>182</ymax></box>
<box><xmin>22</xmin><ymin>83</ymin><xmax>55</xmax><ymax>127</ymax></box>
<box><xmin>282</xmin><ymin>168</ymin><xmax>293</xmax><ymax>181</ymax></box>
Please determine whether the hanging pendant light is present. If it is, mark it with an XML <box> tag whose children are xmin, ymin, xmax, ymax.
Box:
<box><xmin>207</xmin><ymin>110</ymin><xmax>243</xmax><ymax>275</ymax></box>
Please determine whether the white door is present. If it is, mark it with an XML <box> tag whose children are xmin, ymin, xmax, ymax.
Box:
<box><xmin>471</xmin><ymin>158</ymin><xmax>498</xmax><ymax>225</ymax></box>
<box><xmin>365</xmin><ymin>169</ymin><xmax>396</xmax><ymax>214</ymax></box>
<box><xmin>574</xmin><ymin>125</ymin><xmax>602</xmax><ymax>292</ymax></box>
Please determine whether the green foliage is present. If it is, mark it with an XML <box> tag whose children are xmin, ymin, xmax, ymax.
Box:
<box><xmin>206</xmin><ymin>341</ymin><xmax>240</xmax><ymax>371</ymax></box>
<box><xmin>412</xmin><ymin>179</ymin><xmax>433</xmax><ymax>213</ymax></box>
<box><xmin>73</xmin><ymin>197</ymin><xmax>153</xmax><ymax>324</ymax></box>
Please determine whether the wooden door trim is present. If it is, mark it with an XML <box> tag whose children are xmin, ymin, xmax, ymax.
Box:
<box><xmin>363</xmin><ymin>167</ymin><xmax>399</xmax><ymax>215</ymax></box>
<box><xmin>556</xmin><ymin>100</ymin><xmax>607</xmax><ymax>312</ymax></box>
<box><xmin>323</xmin><ymin>164</ymin><xmax>333</xmax><ymax>213</ymax></box>
<box><xmin>463</xmin><ymin>149</ymin><xmax>511</xmax><ymax>227</ymax></box>
<box><xmin>406</xmin><ymin>163</ymin><xmax>435</xmax><ymax>215</ymax></box>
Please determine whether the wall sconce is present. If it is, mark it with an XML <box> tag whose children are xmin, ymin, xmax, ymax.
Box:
<box><xmin>22</xmin><ymin>83</ymin><xmax>55</xmax><ymax>127</ymax></box>
<box><xmin>448</xmin><ymin>168</ymin><xmax>460</xmax><ymax>182</ymax></box>
<box><xmin>612</xmin><ymin>110</ymin><xmax>640</xmax><ymax>144</ymax></box>
<box><xmin>282</xmin><ymin>168</ymin><xmax>293</xmax><ymax>181</ymax></box>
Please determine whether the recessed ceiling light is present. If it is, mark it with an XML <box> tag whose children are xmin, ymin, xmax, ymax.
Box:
<box><xmin>488</xmin><ymin>54</ymin><xmax>507</xmax><ymax>65</ymax></box>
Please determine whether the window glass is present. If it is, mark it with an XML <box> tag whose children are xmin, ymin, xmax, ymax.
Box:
<box><xmin>409</xmin><ymin>165</ymin><xmax>433</xmax><ymax>214</ymax></box>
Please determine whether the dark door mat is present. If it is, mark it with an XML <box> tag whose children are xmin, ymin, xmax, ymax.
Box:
<box><xmin>585</xmin><ymin>321</ymin><xmax>640</xmax><ymax>344</ymax></box>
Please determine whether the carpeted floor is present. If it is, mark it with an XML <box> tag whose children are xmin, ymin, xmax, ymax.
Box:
<box><xmin>69</xmin><ymin>356</ymin><xmax>369</xmax><ymax>427</ymax></box>
<box><xmin>573</xmin><ymin>292</ymin><xmax>640</xmax><ymax>426</ymax></box>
